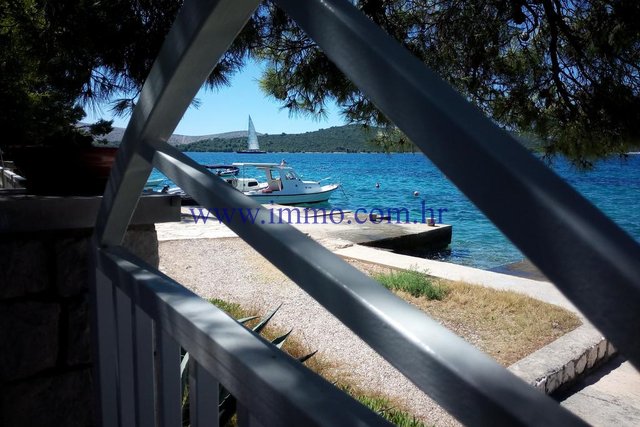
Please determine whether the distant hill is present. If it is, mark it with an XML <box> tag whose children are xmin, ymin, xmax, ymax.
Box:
<box><xmin>179</xmin><ymin>124</ymin><xmax>393</xmax><ymax>153</ymax></box>
<box><xmin>102</xmin><ymin>123</ymin><xmax>541</xmax><ymax>153</ymax></box>
<box><xmin>102</xmin><ymin>127</ymin><xmax>262</xmax><ymax>146</ymax></box>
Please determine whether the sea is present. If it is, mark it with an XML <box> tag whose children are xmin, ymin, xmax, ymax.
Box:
<box><xmin>149</xmin><ymin>152</ymin><xmax>640</xmax><ymax>270</ymax></box>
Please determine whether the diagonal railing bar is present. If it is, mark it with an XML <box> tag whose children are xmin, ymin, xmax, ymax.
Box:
<box><xmin>276</xmin><ymin>0</ymin><xmax>640</xmax><ymax>366</ymax></box>
<box><xmin>96</xmin><ymin>245</ymin><xmax>391</xmax><ymax>427</ymax></box>
<box><xmin>94</xmin><ymin>0</ymin><xmax>260</xmax><ymax>246</ymax></box>
<box><xmin>146</xmin><ymin>139</ymin><xmax>587</xmax><ymax>426</ymax></box>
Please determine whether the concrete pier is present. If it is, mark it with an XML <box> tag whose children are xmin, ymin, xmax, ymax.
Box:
<box><xmin>157</xmin><ymin>204</ymin><xmax>452</xmax><ymax>252</ymax></box>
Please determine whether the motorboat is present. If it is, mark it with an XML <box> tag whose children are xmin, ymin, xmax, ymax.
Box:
<box><xmin>226</xmin><ymin>162</ymin><xmax>339</xmax><ymax>205</ymax></box>
<box><xmin>161</xmin><ymin>160</ymin><xmax>338</xmax><ymax>206</ymax></box>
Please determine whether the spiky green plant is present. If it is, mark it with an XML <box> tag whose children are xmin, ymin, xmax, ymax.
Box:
<box><xmin>180</xmin><ymin>302</ymin><xmax>316</xmax><ymax>427</ymax></box>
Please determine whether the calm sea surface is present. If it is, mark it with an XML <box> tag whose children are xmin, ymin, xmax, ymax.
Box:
<box><xmin>150</xmin><ymin>152</ymin><xmax>640</xmax><ymax>270</ymax></box>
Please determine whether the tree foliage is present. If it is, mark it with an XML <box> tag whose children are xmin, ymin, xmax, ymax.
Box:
<box><xmin>2</xmin><ymin>0</ymin><xmax>638</xmax><ymax>165</ymax></box>
<box><xmin>0</xmin><ymin>0</ymin><xmax>113</xmax><ymax>149</ymax></box>
<box><xmin>252</xmin><ymin>0</ymin><xmax>640</xmax><ymax>165</ymax></box>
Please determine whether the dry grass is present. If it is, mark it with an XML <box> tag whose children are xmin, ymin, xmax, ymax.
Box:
<box><xmin>349</xmin><ymin>261</ymin><xmax>581</xmax><ymax>366</ymax></box>
<box><xmin>208</xmin><ymin>298</ymin><xmax>427</xmax><ymax>426</ymax></box>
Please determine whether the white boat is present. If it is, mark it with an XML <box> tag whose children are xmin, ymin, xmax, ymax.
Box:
<box><xmin>226</xmin><ymin>162</ymin><xmax>339</xmax><ymax>204</ymax></box>
<box><xmin>237</xmin><ymin>116</ymin><xmax>266</xmax><ymax>154</ymax></box>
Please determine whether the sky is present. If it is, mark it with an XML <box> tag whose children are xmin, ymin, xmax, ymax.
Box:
<box><xmin>84</xmin><ymin>60</ymin><xmax>347</xmax><ymax>136</ymax></box>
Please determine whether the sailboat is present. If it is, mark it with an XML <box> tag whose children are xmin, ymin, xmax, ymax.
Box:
<box><xmin>237</xmin><ymin>115</ymin><xmax>266</xmax><ymax>154</ymax></box>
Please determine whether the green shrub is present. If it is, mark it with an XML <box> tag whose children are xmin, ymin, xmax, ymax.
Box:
<box><xmin>374</xmin><ymin>270</ymin><xmax>449</xmax><ymax>300</ymax></box>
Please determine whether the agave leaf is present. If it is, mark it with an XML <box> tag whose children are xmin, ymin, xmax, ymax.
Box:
<box><xmin>271</xmin><ymin>329</ymin><xmax>292</xmax><ymax>349</ymax></box>
<box><xmin>218</xmin><ymin>392</ymin><xmax>237</xmax><ymax>427</ymax></box>
<box><xmin>180</xmin><ymin>352</ymin><xmax>190</xmax><ymax>375</ymax></box>
<box><xmin>180</xmin><ymin>352</ymin><xmax>191</xmax><ymax>424</ymax></box>
<box><xmin>180</xmin><ymin>352</ymin><xmax>190</xmax><ymax>393</ymax></box>
<box><xmin>252</xmin><ymin>303</ymin><xmax>282</xmax><ymax>335</ymax></box>
<box><xmin>218</xmin><ymin>384</ymin><xmax>231</xmax><ymax>404</ymax></box>
<box><xmin>219</xmin><ymin>392</ymin><xmax>233</xmax><ymax>407</ymax></box>
<box><xmin>298</xmin><ymin>350</ymin><xmax>318</xmax><ymax>364</ymax></box>
<box><xmin>237</xmin><ymin>315</ymin><xmax>259</xmax><ymax>324</ymax></box>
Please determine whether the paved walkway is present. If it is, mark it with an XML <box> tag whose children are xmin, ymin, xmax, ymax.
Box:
<box><xmin>557</xmin><ymin>356</ymin><xmax>640</xmax><ymax>426</ymax></box>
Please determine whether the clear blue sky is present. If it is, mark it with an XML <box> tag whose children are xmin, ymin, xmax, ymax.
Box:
<box><xmin>84</xmin><ymin>60</ymin><xmax>347</xmax><ymax>136</ymax></box>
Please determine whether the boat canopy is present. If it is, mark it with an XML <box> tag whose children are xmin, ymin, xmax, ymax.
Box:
<box><xmin>232</xmin><ymin>163</ymin><xmax>284</xmax><ymax>167</ymax></box>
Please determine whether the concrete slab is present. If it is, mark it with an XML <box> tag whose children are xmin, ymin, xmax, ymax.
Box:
<box><xmin>509</xmin><ymin>324</ymin><xmax>611</xmax><ymax>394</ymax></box>
<box><xmin>157</xmin><ymin>205</ymin><xmax>452</xmax><ymax>251</ymax></box>
<box><xmin>558</xmin><ymin>357</ymin><xmax>640</xmax><ymax>426</ymax></box>
<box><xmin>490</xmin><ymin>259</ymin><xmax>549</xmax><ymax>281</ymax></box>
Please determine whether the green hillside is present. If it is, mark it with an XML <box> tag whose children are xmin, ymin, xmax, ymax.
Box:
<box><xmin>105</xmin><ymin>123</ymin><xmax>542</xmax><ymax>153</ymax></box>
<box><xmin>178</xmin><ymin>124</ymin><xmax>411</xmax><ymax>153</ymax></box>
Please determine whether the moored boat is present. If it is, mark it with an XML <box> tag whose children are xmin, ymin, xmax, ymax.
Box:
<box><xmin>164</xmin><ymin>161</ymin><xmax>339</xmax><ymax>206</ymax></box>
<box><xmin>227</xmin><ymin>162</ymin><xmax>339</xmax><ymax>204</ymax></box>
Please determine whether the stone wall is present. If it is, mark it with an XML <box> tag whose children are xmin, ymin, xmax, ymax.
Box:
<box><xmin>0</xmin><ymin>225</ymin><xmax>159</xmax><ymax>426</ymax></box>
<box><xmin>509</xmin><ymin>323</ymin><xmax>617</xmax><ymax>395</ymax></box>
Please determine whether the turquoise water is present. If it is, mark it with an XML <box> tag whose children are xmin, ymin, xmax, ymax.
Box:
<box><xmin>150</xmin><ymin>152</ymin><xmax>640</xmax><ymax>270</ymax></box>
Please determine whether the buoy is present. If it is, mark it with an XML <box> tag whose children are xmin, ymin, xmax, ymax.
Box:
<box><xmin>413</xmin><ymin>191</ymin><xmax>420</xmax><ymax>196</ymax></box>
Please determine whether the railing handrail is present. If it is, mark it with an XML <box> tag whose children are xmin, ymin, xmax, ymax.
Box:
<box><xmin>97</xmin><ymin>245</ymin><xmax>390</xmax><ymax>426</ymax></box>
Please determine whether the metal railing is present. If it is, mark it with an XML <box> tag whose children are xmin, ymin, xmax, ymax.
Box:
<box><xmin>90</xmin><ymin>0</ymin><xmax>640</xmax><ymax>425</ymax></box>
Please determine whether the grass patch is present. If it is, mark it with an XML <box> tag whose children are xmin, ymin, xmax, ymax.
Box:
<box><xmin>409</xmin><ymin>280</ymin><xmax>581</xmax><ymax>365</ymax></box>
<box><xmin>411</xmin><ymin>282</ymin><xmax>581</xmax><ymax>366</ymax></box>
<box><xmin>208</xmin><ymin>297</ymin><xmax>427</xmax><ymax>426</ymax></box>
<box><xmin>356</xmin><ymin>262</ymin><xmax>581</xmax><ymax>366</ymax></box>
<box><xmin>374</xmin><ymin>269</ymin><xmax>449</xmax><ymax>300</ymax></box>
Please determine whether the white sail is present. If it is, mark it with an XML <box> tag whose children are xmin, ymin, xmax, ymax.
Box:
<box><xmin>247</xmin><ymin>116</ymin><xmax>260</xmax><ymax>151</ymax></box>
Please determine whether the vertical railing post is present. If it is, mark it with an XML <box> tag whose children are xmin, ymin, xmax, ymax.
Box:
<box><xmin>132</xmin><ymin>305</ymin><xmax>157</xmax><ymax>427</ymax></box>
<box><xmin>114</xmin><ymin>286</ymin><xmax>136</xmax><ymax>427</ymax></box>
<box><xmin>189</xmin><ymin>360</ymin><xmax>220</xmax><ymax>427</ymax></box>
<box><xmin>237</xmin><ymin>403</ymin><xmax>266</xmax><ymax>427</ymax></box>
<box><xmin>89</xmin><ymin>258</ymin><xmax>119</xmax><ymax>426</ymax></box>
<box><xmin>155</xmin><ymin>329</ymin><xmax>182</xmax><ymax>426</ymax></box>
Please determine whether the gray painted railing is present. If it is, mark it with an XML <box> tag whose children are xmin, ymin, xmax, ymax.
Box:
<box><xmin>90</xmin><ymin>0</ymin><xmax>640</xmax><ymax>425</ymax></box>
